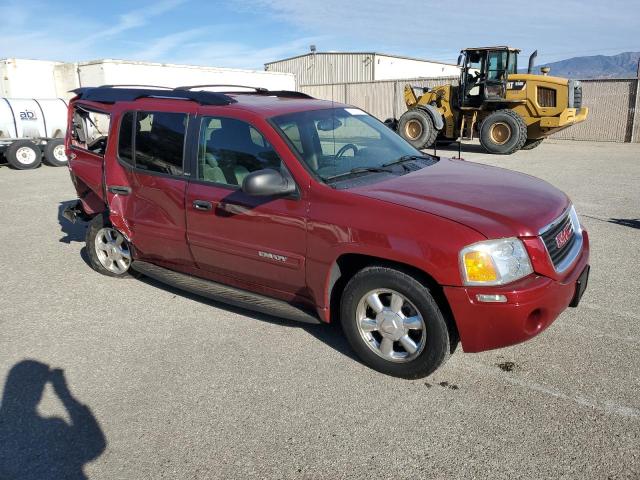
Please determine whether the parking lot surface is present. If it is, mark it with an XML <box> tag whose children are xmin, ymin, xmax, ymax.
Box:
<box><xmin>1</xmin><ymin>139</ymin><xmax>639</xmax><ymax>479</ymax></box>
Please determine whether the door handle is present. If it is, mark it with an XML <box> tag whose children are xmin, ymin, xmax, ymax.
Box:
<box><xmin>108</xmin><ymin>185</ymin><xmax>131</xmax><ymax>195</ymax></box>
<box><xmin>192</xmin><ymin>200</ymin><xmax>213</xmax><ymax>211</ymax></box>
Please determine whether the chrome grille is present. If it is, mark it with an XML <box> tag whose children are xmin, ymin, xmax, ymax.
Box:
<box><xmin>539</xmin><ymin>208</ymin><xmax>583</xmax><ymax>272</ymax></box>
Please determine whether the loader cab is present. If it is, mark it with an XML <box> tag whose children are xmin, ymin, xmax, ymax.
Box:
<box><xmin>458</xmin><ymin>47</ymin><xmax>519</xmax><ymax>108</ymax></box>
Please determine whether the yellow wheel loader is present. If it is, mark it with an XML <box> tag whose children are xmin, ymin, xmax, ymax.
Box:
<box><xmin>388</xmin><ymin>46</ymin><xmax>588</xmax><ymax>154</ymax></box>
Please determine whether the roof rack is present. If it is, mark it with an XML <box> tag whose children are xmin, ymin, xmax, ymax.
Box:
<box><xmin>98</xmin><ymin>84</ymin><xmax>173</xmax><ymax>89</ymax></box>
<box><xmin>175</xmin><ymin>84</ymin><xmax>269</xmax><ymax>92</ymax></box>
<box><xmin>70</xmin><ymin>84</ymin><xmax>314</xmax><ymax>105</ymax></box>
<box><xmin>70</xmin><ymin>86</ymin><xmax>236</xmax><ymax>106</ymax></box>
<box><xmin>174</xmin><ymin>84</ymin><xmax>313</xmax><ymax>99</ymax></box>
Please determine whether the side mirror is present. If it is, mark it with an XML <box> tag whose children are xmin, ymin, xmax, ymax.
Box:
<box><xmin>457</xmin><ymin>54</ymin><xmax>463</xmax><ymax>66</ymax></box>
<box><xmin>241</xmin><ymin>169</ymin><xmax>296</xmax><ymax>197</ymax></box>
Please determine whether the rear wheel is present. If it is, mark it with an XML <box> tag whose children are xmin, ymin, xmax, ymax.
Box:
<box><xmin>86</xmin><ymin>214</ymin><xmax>132</xmax><ymax>278</ymax></box>
<box><xmin>521</xmin><ymin>138</ymin><xmax>544</xmax><ymax>150</ymax></box>
<box><xmin>340</xmin><ymin>266</ymin><xmax>450</xmax><ymax>378</ymax></box>
<box><xmin>43</xmin><ymin>139</ymin><xmax>68</xmax><ymax>166</ymax></box>
<box><xmin>6</xmin><ymin>140</ymin><xmax>42</xmax><ymax>170</ymax></box>
<box><xmin>479</xmin><ymin>110</ymin><xmax>527</xmax><ymax>155</ymax></box>
<box><xmin>398</xmin><ymin>109</ymin><xmax>438</xmax><ymax>150</ymax></box>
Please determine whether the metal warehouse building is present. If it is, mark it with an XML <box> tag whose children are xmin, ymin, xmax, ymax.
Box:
<box><xmin>265</xmin><ymin>51</ymin><xmax>460</xmax><ymax>85</ymax></box>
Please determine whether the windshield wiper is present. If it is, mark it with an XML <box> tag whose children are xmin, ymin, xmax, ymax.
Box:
<box><xmin>324</xmin><ymin>166</ymin><xmax>393</xmax><ymax>181</ymax></box>
<box><xmin>382</xmin><ymin>154</ymin><xmax>432</xmax><ymax>168</ymax></box>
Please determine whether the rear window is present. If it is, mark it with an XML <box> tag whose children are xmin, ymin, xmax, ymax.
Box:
<box><xmin>70</xmin><ymin>106</ymin><xmax>110</xmax><ymax>156</ymax></box>
<box><xmin>117</xmin><ymin>111</ymin><xmax>187</xmax><ymax>176</ymax></box>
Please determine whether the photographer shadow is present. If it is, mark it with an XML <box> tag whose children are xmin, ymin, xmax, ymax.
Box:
<box><xmin>0</xmin><ymin>360</ymin><xmax>106</xmax><ymax>480</ymax></box>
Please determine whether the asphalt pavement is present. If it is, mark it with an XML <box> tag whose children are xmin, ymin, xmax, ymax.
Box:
<box><xmin>0</xmin><ymin>139</ymin><xmax>638</xmax><ymax>479</ymax></box>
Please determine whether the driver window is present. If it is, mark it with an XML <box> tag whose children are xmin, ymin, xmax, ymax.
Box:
<box><xmin>197</xmin><ymin>116</ymin><xmax>282</xmax><ymax>187</ymax></box>
<box><xmin>465</xmin><ymin>52</ymin><xmax>483</xmax><ymax>97</ymax></box>
<box><xmin>487</xmin><ymin>51</ymin><xmax>508</xmax><ymax>81</ymax></box>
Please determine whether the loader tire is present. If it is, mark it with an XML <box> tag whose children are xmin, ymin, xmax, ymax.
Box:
<box><xmin>398</xmin><ymin>109</ymin><xmax>438</xmax><ymax>150</ymax></box>
<box><xmin>521</xmin><ymin>138</ymin><xmax>544</xmax><ymax>150</ymax></box>
<box><xmin>479</xmin><ymin>110</ymin><xmax>527</xmax><ymax>155</ymax></box>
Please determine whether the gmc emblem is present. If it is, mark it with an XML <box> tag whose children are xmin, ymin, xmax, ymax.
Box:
<box><xmin>555</xmin><ymin>223</ymin><xmax>573</xmax><ymax>249</ymax></box>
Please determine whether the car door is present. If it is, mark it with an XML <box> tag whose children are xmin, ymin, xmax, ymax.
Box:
<box><xmin>185</xmin><ymin>112</ymin><xmax>308</xmax><ymax>298</ymax></box>
<box><xmin>67</xmin><ymin>103</ymin><xmax>111</xmax><ymax>209</ymax></box>
<box><xmin>105</xmin><ymin>105</ymin><xmax>195</xmax><ymax>267</ymax></box>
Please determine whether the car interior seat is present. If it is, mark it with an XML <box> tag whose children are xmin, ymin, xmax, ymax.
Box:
<box><xmin>207</xmin><ymin>120</ymin><xmax>259</xmax><ymax>185</ymax></box>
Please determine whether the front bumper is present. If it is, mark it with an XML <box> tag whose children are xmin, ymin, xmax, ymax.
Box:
<box><xmin>444</xmin><ymin>230</ymin><xmax>590</xmax><ymax>353</ymax></box>
<box><xmin>539</xmin><ymin>107</ymin><xmax>589</xmax><ymax>130</ymax></box>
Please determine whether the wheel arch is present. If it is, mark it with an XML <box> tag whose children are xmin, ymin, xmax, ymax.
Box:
<box><xmin>414</xmin><ymin>104</ymin><xmax>444</xmax><ymax>130</ymax></box>
<box><xmin>326</xmin><ymin>252</ymin><xmax>459</xmax><ymax>350</ymax></box>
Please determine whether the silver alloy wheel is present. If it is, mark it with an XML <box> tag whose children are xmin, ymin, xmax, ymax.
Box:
<box><xmin>94</xmin><ymin>227</ymin><xmax>131</xmax><ymax>274</ymax></box>
<box><xmin>53</xmin><ymin>144</ymin><xmax>67</xmax><ymax>162</ymax></box>
<box><xmin>355</xmin><ymin>288</ymin><xmax>426</xmax><ymax>362</ymax></box>
<box><xmin>16</xmin><ymin>146</ymin><xmax>37</xmax><ymax>165</ymax></box>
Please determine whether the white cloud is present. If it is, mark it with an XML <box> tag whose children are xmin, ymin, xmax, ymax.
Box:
<box><xmin>229</xmin><ymin>0</ymin><xmax>640</xmax><ymax>63</ymax></box>
<box><xmin>84</xmin><ymin>0</ymin><xmax>188</xmax><ymax>42</ymax></box>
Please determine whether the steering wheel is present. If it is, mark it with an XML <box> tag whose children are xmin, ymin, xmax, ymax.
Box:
<box><xmin>336</xmin><ymin>143</ymin><xmax>358</xmax><ymax>158</ymax></box>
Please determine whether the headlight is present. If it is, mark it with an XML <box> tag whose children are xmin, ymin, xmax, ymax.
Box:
<box><xmin>459</xmin><ymin>238</ymin><xmax>533</xmax><ymax>286</ymax></box>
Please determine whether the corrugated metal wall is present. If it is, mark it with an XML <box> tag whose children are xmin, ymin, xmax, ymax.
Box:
<box><xmin>300</xmin><ymin>78</ymin><xmax>640</xmax><ymax>143</ymax></box>
<box><xmin>301</xmin><ymin>77</ymin><xmax>458</xmax><ymax>120</ymax></box>
<box><xmin>266</xmin><ymin>53</ymin><xmax>374</xmax><ymax>85</ymax></box>
<box><xmin>551</xmin><ymin>79</ymin><xmax>637</xmax><ymax>142</ymax></box>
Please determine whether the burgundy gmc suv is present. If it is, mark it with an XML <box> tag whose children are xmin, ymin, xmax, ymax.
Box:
<box><xmin>63</xmin><ymin>86</ymin><xmax>589</xmax><ymax>378</ymax></box>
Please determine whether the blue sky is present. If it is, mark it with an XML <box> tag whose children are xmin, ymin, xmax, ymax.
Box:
<box><xmin>0</xmin><ymin>0</ymin><xmax>638</xmax><ymax>69</ymax></box>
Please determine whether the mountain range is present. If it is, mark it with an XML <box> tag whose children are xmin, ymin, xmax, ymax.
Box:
<box><xmin>522</xmin><ymin>51</ymin><xmax>640</xmax><ymax>79</ymax></box>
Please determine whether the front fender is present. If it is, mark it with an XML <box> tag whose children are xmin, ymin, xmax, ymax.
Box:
<box><xmin>416</xmin><ymin>104</ymin><xmax>444</xmax><ymax>130</ymax></box>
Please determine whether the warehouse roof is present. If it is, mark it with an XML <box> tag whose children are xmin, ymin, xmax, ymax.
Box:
<box><xmin>265</xmin><ymin>51</ymin><xmax>458</xmax><ymax>67</ymax></box>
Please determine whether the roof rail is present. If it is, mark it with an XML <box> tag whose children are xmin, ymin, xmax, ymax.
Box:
<box><xmin>174</xmin><ymin>84</ymin><xmax>314</xmax><ymax>99</ymax></box>
<box><xmin>70</xmin><ymin>86</ymin><xmax>236</xmax><ymax>106</ymax></box>
<box><xmin>175</xmin><ymin>84</ymin><xmax>268</xmax><ymax>92</ymax></box>
<box><xmin>98</xmin><ymin>84</ymin><xmax>173</xmax><ymax>89</ymax></box>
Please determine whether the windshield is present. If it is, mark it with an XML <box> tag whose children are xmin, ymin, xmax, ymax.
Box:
<box><xmin>271</xmin><ymin>107</ymin><xmax>427</xmax><ymax>182</ymax></box>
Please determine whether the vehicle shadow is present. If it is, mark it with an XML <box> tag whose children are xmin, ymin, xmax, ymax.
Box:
<box><xmin>0</xmin><ymin>360</ymin><xmax>106</xmax><ymax>480</ymax></box>
<box><xmin>58</xmin><ymin>200</ymin><xmax>87</xmax><ymax>244</ymax></box>
<box><xmin>137</xmin><ymin>275</ymin><xmax>359</xmax><ymax>363</ymax></box>
<box><xmin>429</xmin><ymin>141</ymin><xmax>487</xmax><ymax>156</ymax></box>
<box><xmin>608</xmin><ymin>218</ymin><xmax>640</xmax><ymax>230</ymax></box>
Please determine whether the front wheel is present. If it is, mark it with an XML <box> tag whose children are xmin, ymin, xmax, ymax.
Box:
<box><xmin>86</xmin><ymin>214</ymin><xmax>132</xmax><ymax>278</ymax></box>
<box><xmin>521</xmin><ymin>138</ymin><xmax>544</xmax><ymax>150</ymax></box>
<box><xmin>398</xmin><ymin>109</ymin><xmax>438</xmax><ymax>150</ymax></box>
<box><xmin>340</xmin><ymin>266</ymin><xmax>451</xmax><ymax>378</ymax></box>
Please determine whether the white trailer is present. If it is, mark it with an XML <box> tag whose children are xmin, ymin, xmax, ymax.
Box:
<box><xmin>0</xmin><ymin>98</ymin><xmax>68</xmax><ymax>169</ymax></box>
<box><xmin>75</xmin><ymin>60</ymin><xmax>296</xmax><ymax>93</ymax></box>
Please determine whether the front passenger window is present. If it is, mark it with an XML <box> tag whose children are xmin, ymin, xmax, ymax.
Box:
<box><xmin>197</xmin><ymin>117</ymin><xmax>282</xmax><ymax>187</ymax></box>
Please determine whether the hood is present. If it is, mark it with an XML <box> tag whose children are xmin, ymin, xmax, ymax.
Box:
<box><xmin>352</xmin><ymin>157</ymin><xmax>570</xmax><ymax>238</ymax></box>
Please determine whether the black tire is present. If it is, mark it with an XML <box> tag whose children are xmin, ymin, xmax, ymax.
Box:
<box><xmin>398</xmin><ymin>109</ymin><xmax>438</xmax><ymax>149</ymax></box>
<box><xmin>340</xmin><ymin>266</ymin><xmax>450</xmax><ymax>379</ymax></box>
<box><xmin>521</xmin><ymin>138</ymin><xmax>544</xmax><ymax>150</ymax></box>
<box><xmin>479</xmin><ymin>110</ymin><xmax>527</xmax><ymax>155</ymax></box>
<box><xmin>383</xmin><ymin>118</ymin><xmax>398</xmax><ymax>131</ymax></box>
<box><xmin>6</xmin><ymin>140</ymin><xmax>42</xmax><ymax>170</ymax></box>
<box><xmin>85</xmin><ymin>214</ymin><xmax>132</xmax><ymax>278</ymax></box>
<box><xmin>43</xmin><ymin>139</ymin><xmax>68</xmax><ymax>166</ymax></box>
